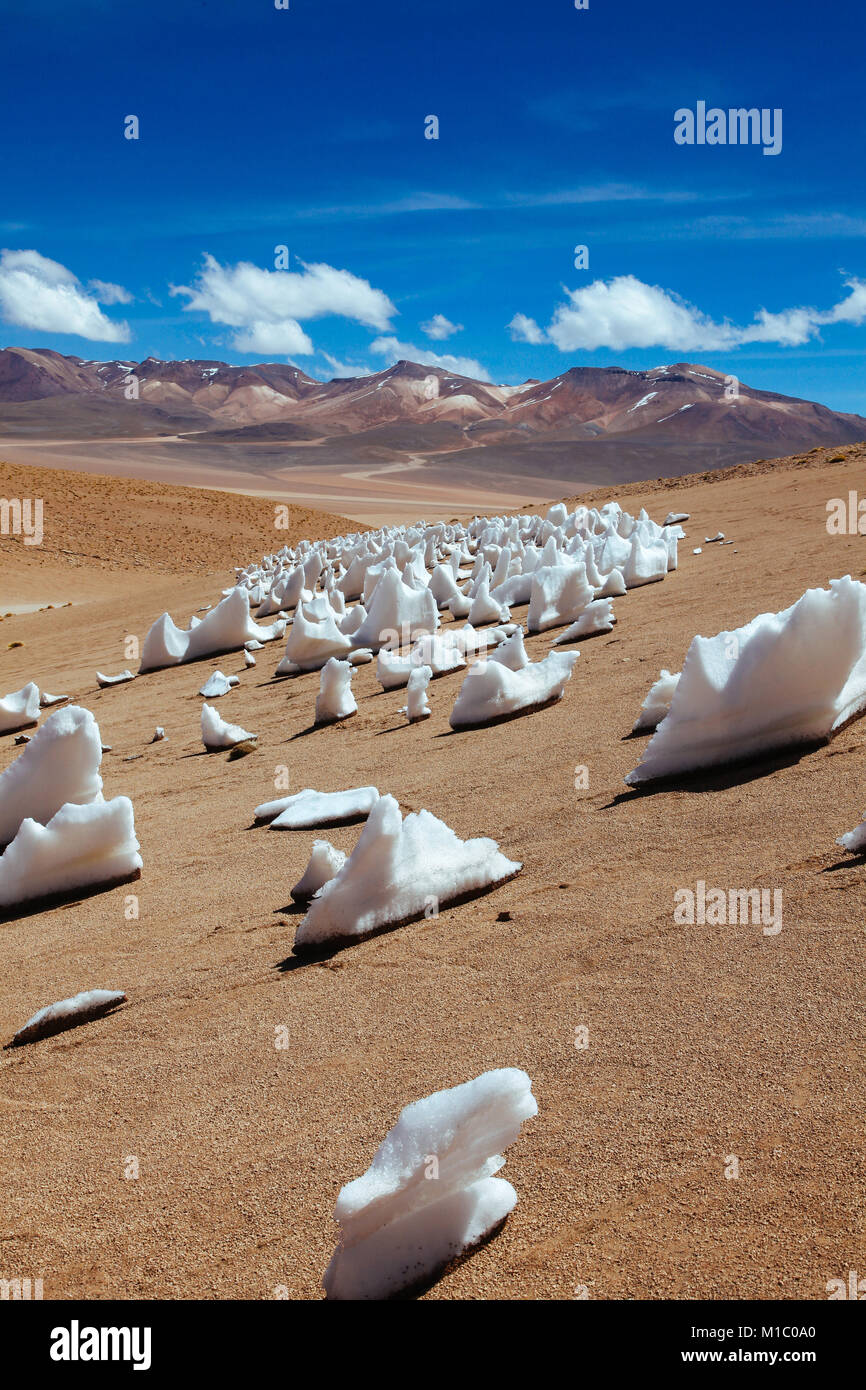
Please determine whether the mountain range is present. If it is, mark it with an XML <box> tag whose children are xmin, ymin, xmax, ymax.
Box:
<box><xmin>1</xmin><ymin>347</ymin><xmax>864</xmax><ymax>506</ymax></box>
<box><xmin>2</xmin><ymin>345</ymin><xmax>864</xmax><ymax>443</ymax></box>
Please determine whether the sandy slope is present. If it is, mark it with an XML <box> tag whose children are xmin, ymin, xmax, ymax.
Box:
<box><xmin>0</xmin><ymin>461</ymin><xmax>361</xmax><ymax>611</ymax></box>
<box><xmin>0</xmin><ymin>444</ymin><xmax>864</xmax><ymax>1301</ymax></box>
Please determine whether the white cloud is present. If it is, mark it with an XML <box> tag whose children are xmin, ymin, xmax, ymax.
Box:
<box><xmin>735</xmin><ymin>306</ymin><xmax>819</xmax><ymax>347</ymax></box>
<box><xmin>88</xmin><ymin>278</ymin><xmax>133</xmax><ymax>305</ymax></box>
<box><xmin>171</xmin><ymin>254</ymin><xmax>396</xmax><ymax>359</ymax></box>
<box><xmin>685</xmin><ymin>213</ymin><xmax>866</xmax><ymax>241</ymax></box>
<box><xmin>508</xmin><ymin>312</ymin><xmax>546</xmax><ymax>345</ymax></box>
<box><xmin>547</xmin><ymin>276</ymin><xmax>731</xmax><ymax>352</ymax></box>
<box><xmin>420</xmin><ymin>313</ymin><xmax>462</xmax><ymax>340</ymax></box>
<box><xmin>319</xmin><ymin>351</ymin><xmax>370</xmax><ymax>379</ymax></box>
<box><xmin>233</xmin><ymin>320</ymin><xmax>314</xmax><ymax>356</ymax></box>
<box><xmin>296</xmin><ymin>192</ymin><xmax>478</xmax><ymax>219</ymax></box>
<box><xmin>826</xmin><ymin>277</ymin><xmax>866</xmax><ymax>325</ymax></box>
<box><xmin>503</xmin><ymin>183</ymin><xmax>702</xmax><ymax>208</ymax></box>
<box><xmin>369</xmin><ymin>335</ymin><xmax>490</xmax><ymax>381</ymax></box>
<box><xmin>515</xmin><ymin>273</ymin><xmax>866</xmax><ymax>353</ymax></box>
<box><xmin>0</xmin><ymin>249</ymin><xmax>131</xmax><ymax>341</ymax></box>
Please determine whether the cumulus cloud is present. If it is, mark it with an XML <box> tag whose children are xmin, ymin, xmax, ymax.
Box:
<box><xmin>369</xmin><ymin>335</ymin><xmax>491</xmax><ymax>381</ymax></box>
<box><xmin>0</xmin><ymin>249</ymin><xmax>131</xmax><ymax>341</ymax></box>
<box><xmin>514</xmin><ymin>273</ymin><xmax>866</xmax><ymax>354</ymax></box>
<box><xmin>233</xmin><ymin>321</ymin><xmax>315</xmax><ymax>357</ymax></box>
<box><xmin>547</xmin><ymin>277</ymin><xmax>730</xmax><ymax>352</ymax></box>
<box><xmin>825</xmin><ymin>276</ymin><xmax>866</xmax><ymax>325</ymax></box>
<box><xmin>507</xmin><ymin>312</ymin><xmax>546</xmax><ymax>345</ymax></box>
<box><xmin>420</xmin><ymin>313</ymin><xmax>462</xmax><ymax>340</ymax></box>
<box><xmin>171</xmin><ymin>253</ymin><xmax>396</xmax><ymax>357</ymax></box>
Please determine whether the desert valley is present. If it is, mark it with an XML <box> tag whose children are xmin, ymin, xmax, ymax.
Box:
<box><xmin>1</xmin><ymin>435</ymin><xmax>864</xmax><ymax>1300</ymax></box>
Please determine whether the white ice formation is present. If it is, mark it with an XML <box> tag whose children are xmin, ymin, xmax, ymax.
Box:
<box><xmin>626</xmin><ymin>577</ymin><xmax>866</xmax><ymax>784</ymax></box>
<box><xmin>290</xmin><ymin>839</ymin><xmax>348</xmax><ymax>902</ymax></box>
<box><xmin>0</xmin><ymin>798</ymin><xmax>141</xmax><ymax>910</ymax></box>
<box><xmin>294</xmin><ymin>793</ymin><xmax>520</xmax><ymax>952</ymax></box>
<box><xmin>198</xmin><ymin>671</ymin><xmax>240</xmax><ymax>697</ymax></box>
<box><xmin>551</xmin><ymin>598</ymin><xmax>616</xmax><ymax>645</ymax></box>
<box><xmin>138</xmin><ymin>499</ymin><xmax>679</xmax><ymax>692</ymax></box>
<box><xmin>526</xmin><ymin>564</ymin><xmax>594</xmax><ymax>633</ymax></box>
<box><xmin>96</xmin><ymin>670</ymin><xmax>135</xmax><ymax>687</ymax></box>
<box><xmin>315</xmin><ymin>658</ymin><xmax>357</xmax><ymax>724</ymax></box>
<box><xmin>467</xmin><ymin>576</ymin><xmax>509</xmax><ymax>627</ymax></box>
<box><xmin>449</xmin><ymin>650</ymin><xmax>578</xmax><ymax>729</ymax></box>
<box><xmin>8</xmin><ymin>989</ymin><xmax>126</xmax><ymax>1047</ymax></box>
<box><xmin>0</xmin><ymin>682</ymin><xmax>40</xmax><ymax>734</ymax></box>
<box><xmin>631</xmin><ymin>669</ymin><xmax>681</xmax><ymax>733</ymax></box>
<box><xmin>276</xmin><ymin>602</ymin><xmax>353</xmax><ymax>673</ymax></box>
<box><xmin>376</xmin><ymin>633</ymin><xmax>466</xmax><ymax>690</ymax></box>
<box><xmin>201</xmin><ymin>703</ymin><xmax>257</xmax><ymax>751</ymax></box>
<box><xmin>256</xmin><ymin>786</ymin><xmax>380</xmax><ymax>828</ymax></box>
<box><xmin>140</xmin><ymin>587</ymin><xmax>274</xmax><ymax>672</ymax></box>
<box><xmin>351</xmin><ymin>568</ymin><xmax>439</xmax><ymax>653</ymax></box>
<box><xmin>836</xmin><ymin>811</ymin><xmax>866</xmax><ymax>854</ymax></box>
<box><xmin>488</xmin><ymin>627</ymin><xmax>529</xmax><ymax>670</ymax></box>
<box><xmin>0</xmin><ymin>705</ymin><xmax>104</xmax><ymax>846</ymax></box>
<box><xmin>323</xmin><ymin>1068</ymin><xmax>537</xmax><ymax>1299</ymax></box>
<box><xmin>405</xmin><ymin>665</ymin><xmax>432</xmax><ymax>722</ymax></box>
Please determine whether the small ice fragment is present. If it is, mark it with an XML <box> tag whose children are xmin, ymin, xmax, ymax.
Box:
<box><xmin>0</xmin><ymin>682</ymin><xmax>40</xmax><ymax>734</ymax></box>
<box><xmin>405</xmin><ymin>665</ymin><xmax>432</xmax><ymax>722</ymax></box>
<box><xmin>631</xmin><ymin>669</ymin><xmax>681</xmax><ymax>733</ymax></box>
<box><xmin>255</xmin><ymin>786</ymin><xmax>379</xmax><ymax>828</ymax></box>
<box><xmin>96</xmin><ymin>670</ymin><xmax>135</xmax><ymax>687</ymax></box>
<box><xmin>201</xmin><ymin>703</ymin><xmax>257</xmax><ymax>751</ymax></box>
<box><xmin>8</xmin><ymin>989</ymin><xmax>127</xmax><ymax>1047</ymax></box>
<box><xmin>291</xmin><ymin>840</ymin><xmax>347</xmax><ymax>902</ymax></box>
<box><xmin>199</xmin><ymin>670</ymin><xmax>239</xmax><ymax>698</ymax></box>
<box><xmin>315</xmin><ymin>658</ymin><xmax>357</xmax><ymax>725</ymax></box>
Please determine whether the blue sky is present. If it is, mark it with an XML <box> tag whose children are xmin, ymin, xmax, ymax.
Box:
<box><xmin>1</xmin><ymin>0</ymin><xmax>864</xmax><ymax>410</ymax></box>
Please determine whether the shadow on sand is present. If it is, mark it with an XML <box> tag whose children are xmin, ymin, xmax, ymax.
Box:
<box><xmin>602</xmin><ymin>741</ymin><xmax>824</xmax><ymax>809</ymax></box>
